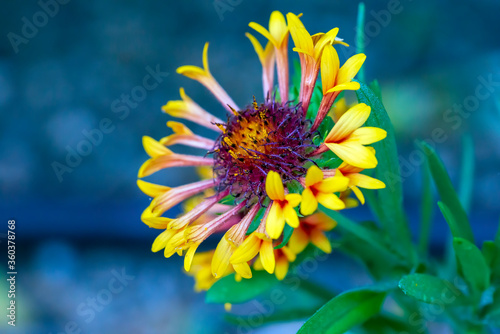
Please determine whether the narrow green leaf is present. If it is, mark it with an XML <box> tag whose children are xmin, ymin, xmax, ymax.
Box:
<box><xmin>485</xmin><ymin>288</ymin><xmax>500</xmax><ymax>326</ymax></box>
<box><xmin>321</xmin><ymin>207</ymin><xmax>403</xmax><ymax>266</ymax></box>
<box><xmin>419</xmin><ymin>161</ymin><xmax>434</xmax><ymax>256</ymax></box>
<box><xmin>355</xmin><ymin>2</ymin><xmax>366</xmax><ymax>83</ymax></box>
<box><xmin>356</xmin><ymin>83</ymin><xmax>414</xmax><ymax>261</ymax></box>
<box><xmin>369</xmin><ymin>80</ymin><xmax>383</xmax><ymax>102</ymax></box>
<box><xmin>459</xmin><ymin>135</ymin><xmax>474</xmax><ymax>213</ymax></box>
<box><xmin>206</xmin><ymin>271</ymin><xmax>278</xmax><ymax>304</ymax></box>
<box><xmin>224</xmin><ymin>307</ymin><xmax>318</xmax><ymax>325</ymax></box>
<box><xmin>298</xmin><ymin>287</ymin><xmax>387</xmax><ymax>334</ymax></box>
<box><xmin>482</xmin><ymin>241</ymin><xmax>497</xmax><ymax>267</ymax></box>
<box><xmin>219</xmin><ymin>194</ymin><xmax>236</xmax><ymax>205</ymax></box>
<box><xmin>314</xmin><ymin>150</ymin><xmax>343</xmax><ymax>169</ymax></box>
<box><xmin>438</xmin><ymin>201</ymin><xmax>462</xmax><ymax>241</ymax></box>
<box><xmin>362</xmin><ymin>314</ymin><xmax>423</xmax><ymax>334</ymax></box>
<box><xmin>422</xmin><ymin>142</ymin><xmax>474</xmax><ymax>243</ymax></box>
<box><xmin>275</xmin><ymin>224</ymin><xmax>293</xmax><ymax>249</ymax></box>
<box><xmin>246</xmin><ymin>206</ymin><xmax>266</xmax><ymax>235</ymax></box>
<box><xmin>398</xmin><ymin>273</ymin><xmax>466</xmax><ymax>305</ymax></box>
<box><xmin>453</xmin><ymin>237</ymin><xmax>490</xmax><ymax>292</ymax></box>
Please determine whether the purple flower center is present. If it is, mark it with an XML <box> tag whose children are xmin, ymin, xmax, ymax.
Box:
<box><xmin>212</xmin><ymin>98</ymin><xmax>314</xmax><ymax>203</ymax></box>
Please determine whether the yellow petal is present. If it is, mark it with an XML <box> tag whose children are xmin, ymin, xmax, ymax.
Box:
<box><xmin>211</xmin><ymin>236</ymin><xmax>234</xmax><ymax>278</ymax></box>
<box><xmin>281</xmin><ymin>246</ymin><xmax>297</xmax><ymax>262</ymax></box>
<box><xmin>348</xmin><ymin>173</ymin><xmax>386</xmax><ymax>189</ymax></box>
<box><xmin>142</xmin><ymin>136</ymin><xmax>172</xmax><ymax>158</ymax></box>
<box><xmin>285</xmin><ymin>193</ymin><xmax>302</xmax><ymax>207</ymax></box>
<box><xmin>230</xmin><ymin>234</ymin><xmax>261</xmax><ymax>264</ymax></box>
<box><xmin>259</xmin><ymin>241</ymin><xmax>276</xmax><ymax>274</ymax></box>
<box><xmin>325</xmin><ymin>103</ymin><xmax>371</xmax><ymax>143</ymax></box>
<box><xmin>275</xmin><ymin>256</ymin><xmax>289</xmax><ymax>280</ymax></box>
<box><xmin>151</xmin><ymin>229</ymin><xmax>176</xmax><ymax>252</ymax></box>
<box><xmin>142</xmin><ymin>215</ymin><xmax>174</xmax><ymax>229</ymax></box>
<box><xmin>233</xmin><ymin>262</ymin><xmax>252</xmax><ymax>279</ymax></box>
<box><xmin>289</xmin><ymin>227</ymin><xmax>309</xmax><ymax>254</ymax></box>
<box><xmin>266</xmin><ymin>202</ymin><xmax>285</xmax><ymax>239</ymax></box>
<box><xmin>246</xmin><ymin>32</ymin><xmax>266</xmax><ymax>62</ymax></box>
<box><xmin>351</xmin><ymin>185</ymin><xmax>366</xmax><ymax>205</ymax></box>
<box><xmin>316</xmin><ymin>175</ymin><xmax>349</xmax><ymax>193</ymax></box>
<box><xmin>249</xmin><ymin>22</ymin><xmax>276</xmax><ymax>46</ymax></box>
<box><xmin>265</xmin><ymin>171</ymin><xmax>285</xmax><ymax>201</ymax></box>
<box><xmin>316</xmin><ymin>192</ymin><xmax>345</xmax><ymax>211</ymax></box>
<box><xmin>269</xmin><ymin>11</ymin><xmax>288</xmax><ymax>45</ymax></box>
<box><xmin>202</xmin><ymin>42</ymin><xmax>210</xmax><ymax>73</ymax></box>
<box><xmin>321</xmin><ymin>45</ymin><xmax>340</xmax><ymax>94</ymax></box>
<box><xmin>325</xmin><ymin>141</ymin><xmax>378</xmax><ymax>169</ymax></box>
<box><xmin>176</xmin><ymin>65</ymin><xmax>206</xmax><ymax>79</ymax></box>
<box><xmin>326</xmin><ymin>82</ymin><xmax>361</xmax><ymax>94</ymax></box>
<box><xmin>300</xmin><ymin>187</ymin><xmax>318</xmax><ymax>216</ymax></box>
<box><xmin>184</xmin><ymin>243</ymin><xmax>200</xmax><ymax>272</ymax></box>
<box><xmin>167</xmin><ymin>121</ymin><xmax>193</xmax><ymax>135</ymax></box>
<box><xmin>137</xmin><ymin>180</ymin><xmax>170</xmax><ymax>198</ymax></box>
<box><xmin>313</xmin><ymin>27</ymin><xmax>339</xmax><ymax>60</ymax></box>
<box><xmin>337</xmin><ymin>53</ymin><xmax>366</xmax><ymax>85</ymax></box>
<box><xmin>283</xmin><ymin>204</ymin><xmax>300</xmax><ymax>228</ymax></box>
<box><xmin>349</xmin><ymin>127</ymin><xmax>387</xmax><ymax>145</ymax></box>
<box><xmin>310</xmin><ymin>229</ymin><xmax>332</xmax><ymax>254</ymax></box>
<box><xmin>286</xmin><ymin>13</ymin><xmax>313</xmax><ymax>55</ymax></box>
<box><xmin>253</xmin><ymin>255</ymin><xmax>264</xmax><ymax>271</ymax></box>
<box><xmin>305</xmin><ymin>165</ymin><xmax>324</xmax><ymax>187</ymax></box>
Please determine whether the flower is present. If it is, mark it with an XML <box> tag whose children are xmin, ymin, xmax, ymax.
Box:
<box><xmin>254</xmin><ymin>246</ymin><xmax>296</xmax><ymax>280</ymax></box>
<box><xmin>337</xmin><ymin>159</ymin><xmax>386</xmax><ymax>205</ymax></box>
<box><xmin>300</xmin><ymin>165</ymin><xmax>349</xmax><ymax>215</ymax></box>
<box><xmin>265</xmin><ymin>171</ymin><xmax>302</xmax><ymax>239</ymax></box>
<box><xmin>288</xmin><ymin>212</ymin><xmax>337</xmax><ymax>254</ymax></box>
<box><xmin>320</xmin><ymin>103</ymin><xmax>387</xmax><ymax>169</ymax></box>
<box><xmin>286</xmin><ymin>13</ymin><xmax>348</xmax><ymax>113</ymax></box>
<box><xmin>137</xmin><ymin>11</ymin><xmax>387</xmax><ymax>288</ymax></box>
<box><xmin>311</xmin><ymin>45</ymin><xmax>366</xmax><ymax>131</ymax></box>
<box><xmin>249</xmin><ymin>11</ymin><xmax>290</xmax><ymax>100</ymax></box>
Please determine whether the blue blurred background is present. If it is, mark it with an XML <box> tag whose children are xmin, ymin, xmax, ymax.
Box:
<box><xmin>1</xmin><ymin>0</ymin><xmax>500</xmax><ymax>333</ymax></box>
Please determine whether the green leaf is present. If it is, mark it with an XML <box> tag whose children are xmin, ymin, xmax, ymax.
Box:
<box><xmin>206</xmin><ymin>271</ymin><xmax>278</xmax><ymax>304</ymax></box>
<box><xmin>219</xmin><ymin>194</ymin><xmax>236</xmax><ymax>205</ymax></box>
<box><xmin>485</xmin><ymin>288</ymin><xmax>500</xmax><ymax>326</ymax></box>
<box><xmin>306</xmin><ymin>85</ymin><xmax>323</xmax><ymax>121</ymax></box>
<box><xmin>339</xmin><ymin>225</ymin><xmax>409</xmax><ymax>280</ymax></box>
<box><xmin>246</xmin><ymin>206</ymin><xmax>266</xmax><ymax>235</ymax></box>
<box><xmin>224</xmin><ymin>307</ymin><xmax>317</xmax><ymax>325</ymax></box>
<box><xmin>361</xmin><ymin>314</ymin><xmax>423</xmax><ymax>334</ymax></box>
<box><xmin>483</xmin><ymin>240</ymin><xmax>500</xmax><ymax>282</ymax></box>
<box><xmin>459</xmin><ymin>135</ymin><xmax>474</xmax><ymax>213</ymax></box>
<box><xmin>313</xmin><ymin>150</ymin><xmax>342</xmax><ymax>169</ymax></box>
<box><xmin>398</xmin><ymin>273</ymin><xmax>466</xmax><ymax>305</ymax></box>
<box><xmin>419</xmin><ymin>161</ymin><xmax>434</xmax><ymax>256</ymax></box>
<box><xmin>286</xmin><ymin>179</ymin><xmax>304</xmax><ymax>194</ymax></box>
<box><xmin>453</xmin><ymin>237</ymin><xmax>490</xmax><ymax>292</ymax></box>
<box><xmin>297</xmin><ymin>287</ymin><xmax>387</xmax><ymax>334</ymax></box>
<box><xmin>275</xmin><ymin>224</ymin><xmax>294</xmax><ymax>249</ymax></box>
<box><xmin>317</xmin><ymin>115</ymin><xmax>334</xmax><ymax>141</ymax></box>
<box><xmin>438</xmin><ymin>201</ymin><xmax>463</xmax><ymax>241</ymax></box>
<box><xmin>482</xmin><ymin>241</ymin><xmax>497</xmax><ymax>267</ymax></box>
<box><xmin>356</xmin><ymin>2</ymin><xmax>366</xmax><ymax>83</ymax></box>
<box><xmin>356</xmin><ymin>83</ymin><xmax>414</xmax><ymax>262</ymax></box>
<box><xmin>321</xmin><ymin>207</ymin><xmax>404</xmax><ymax>267</ymax></box>
<box><xmin>369</xmin><ymin>80</ymin><xmax>383</xmax><ymax>102</ymax></box>
<box><xmin>422</xmin><ymin>142</ymin><xmax>474</xmax><ymax>243</ymax></box>
<box><xmin>224</xmin><ymin>281</ymin><xmax>330</xmax><ymax>325</ymax></box>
